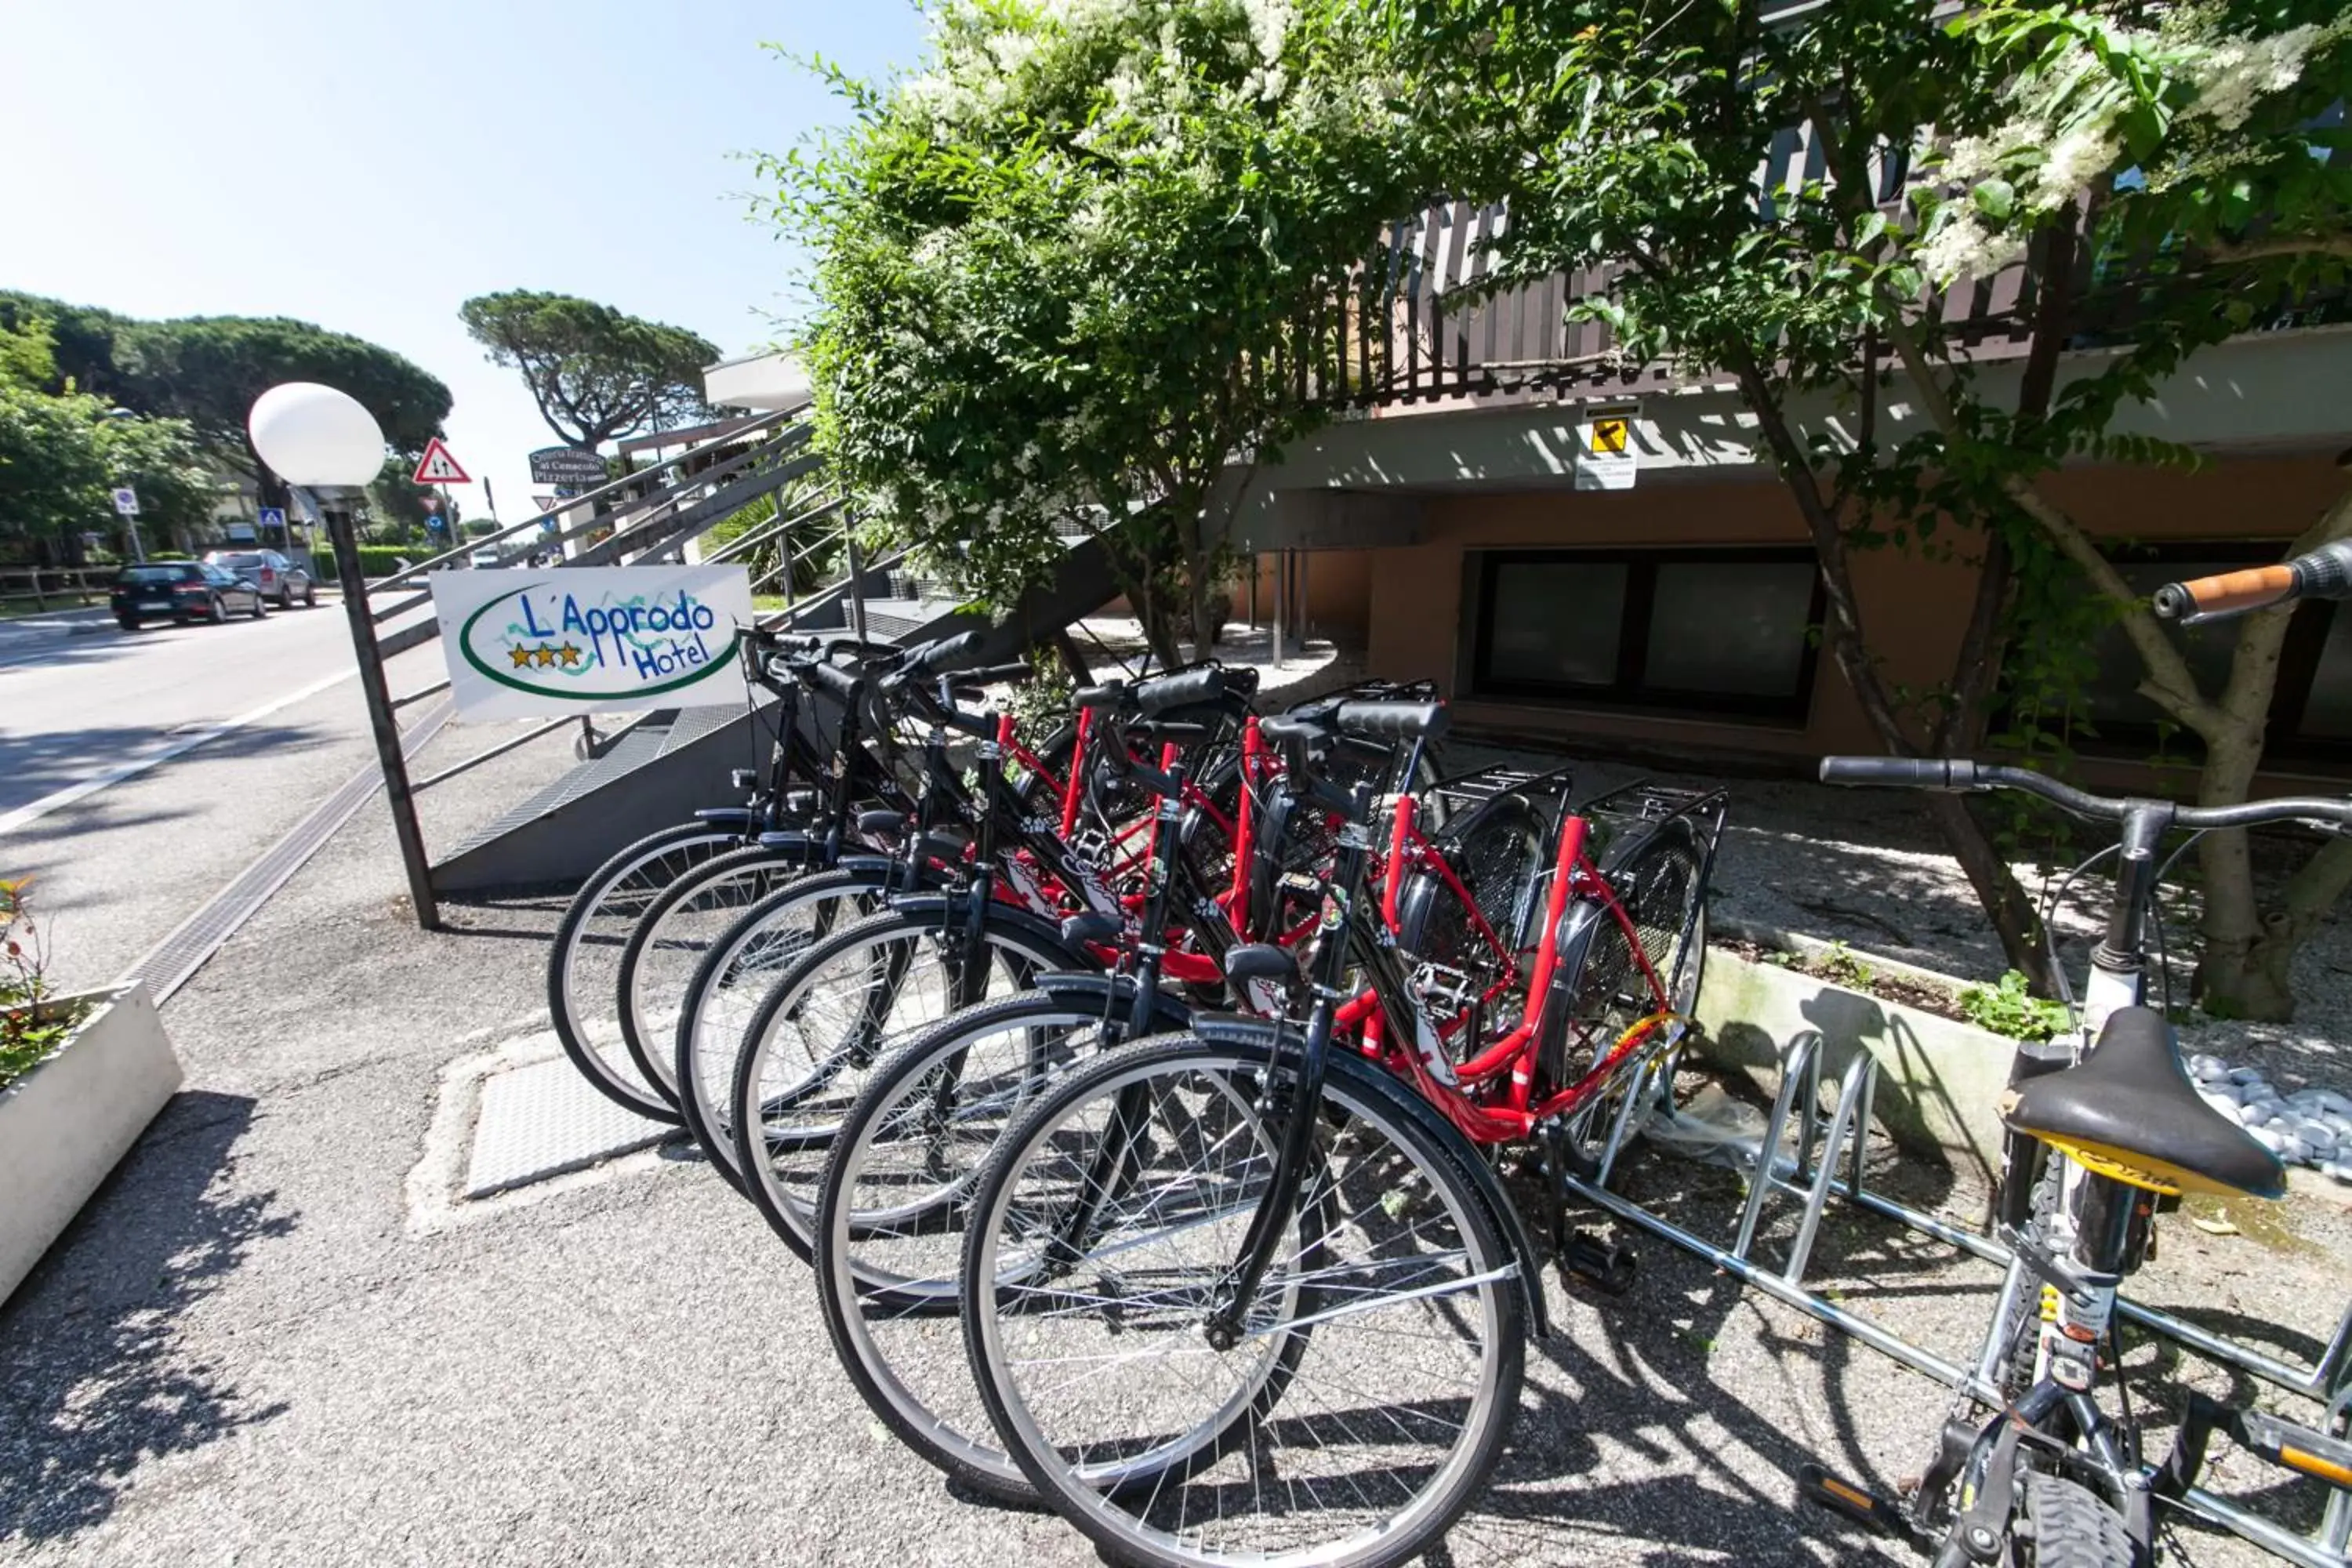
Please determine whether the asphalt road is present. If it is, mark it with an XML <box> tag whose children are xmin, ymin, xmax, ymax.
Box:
<box><xmin>0</xmin><ymin>594</ymin><xmax>444</xmax><ymax>993</ymax></box>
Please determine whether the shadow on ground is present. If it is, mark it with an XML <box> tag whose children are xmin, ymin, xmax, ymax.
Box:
<box><xmin>0</xmin><ymin>1091</ymin><xmax>293</xmax><ymax>1546</ymax></box>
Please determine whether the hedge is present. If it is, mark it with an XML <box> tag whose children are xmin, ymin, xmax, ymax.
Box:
<box><xmin>312</xmin><ymin>544</ymin><xmax>426</xmax><ymax>580</ymax></box>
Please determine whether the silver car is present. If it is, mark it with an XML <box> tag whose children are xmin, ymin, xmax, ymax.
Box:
<box><xmin>203</xmin><ymin>549</ymin><xmax>318</xmax><ymax>609</ymax></box>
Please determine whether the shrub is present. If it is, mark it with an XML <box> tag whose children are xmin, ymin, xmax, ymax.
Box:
<box><xmin>2</xmin><ymin>878</ymin><xmax>84</xmax><ymax>1090</ymax></box>
<box><xmin>314</xmin><ymin>544</ymin><xmax>425</xmax><ymax>580</ymax></box>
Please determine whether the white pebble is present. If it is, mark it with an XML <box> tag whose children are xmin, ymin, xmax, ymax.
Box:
<box><xmin>2286</xmin><ymin>1138</ymin><xmax>2316</xmax><ymax>1163</ymax></box>
<box><xmin>2190</xmin><ymin>1055</ymin><xmax>2227</xmax><ymax>1081</ymax></box>
<box><xmin>2202</xmin><ymin>1083</ymin><xmax>2245</xmax><ymax>1106</ymax></box>
<box><xmin>2254</xmin><ymin>1127</ymin><xmax>2292</xmax><ymax>1152</ymax></box>
<box><xmin>2296</xmin><ymin>1120</ymin><xmax>2339</xmax><ymax>1152</ymax></box>
<box><xmin>2317</xmin><ymin>1091</ymin><xmax>2352</xmax><ymax>1117</ymax></box>
<box><xmin>2240</xmin><ymin>1103</ymin><xmax>2274</xmax><ymax>1127</ymax></box>
<box><xmin>2229</xmin><ymin>1067</ymin><xmax>2267</xmax><ymax>1085</ymax></box>
<box><xmin>2326</xmin><ymin>1161</ymin><xmax>2352</xmax><ymax>1184</ymax></box>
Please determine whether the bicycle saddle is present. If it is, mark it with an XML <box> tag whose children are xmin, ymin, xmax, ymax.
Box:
<box><xmin>2001</xmin><ymin>1006</ymin><xmax>2285</xmax><ymax>1198</ymax></box>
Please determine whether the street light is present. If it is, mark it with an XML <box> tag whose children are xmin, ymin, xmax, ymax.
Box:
<box><xmin>247</xmin><ymin>383</ymin><xmax>441</xmax><ymax>930</ymax></box>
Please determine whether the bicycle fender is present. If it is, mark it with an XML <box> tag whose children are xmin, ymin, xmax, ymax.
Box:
<box><xmin>1324</xmin><ymin>1053</ymin><xmax>1555</xmax><ymax>1342</ymax></box>
<box><xmin>835</xmin><ymin>854</ymin><xmax>898</xmax><ymax>878</ymax></box>
<box><xmin>1031</xmin><ymin>971</ymin><xmax>1196</xmax><ymax>1033</ymax></box>
<box><xmin>753</xmin><ymin>829</ymin><xmax>826</xmax><ymax>868</ymax></box>
<box><xmin>691</xmin><ymin>806</ymin><xmax>759</xmax><ymax>830</ymax></box>
<box><xmin>879</xmin><ymin>896</ymin><xmax>1092</xmax><ymax>966</ymax></box>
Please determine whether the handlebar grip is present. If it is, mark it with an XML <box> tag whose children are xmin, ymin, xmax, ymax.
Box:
<box><xmin>935</xmin><ymin>706</ymin><xmax>992</xmax><ymax>739</ymax></box>
<box><xmin>804</xmin><ymin>660</ymin><xmax>864</xmax><ymax>710</ymax></box>
<box><xmin>960</xmin><ymin>661</ymin><xmax>1033</xmax><ymax>686</ymax></box>
<box><xmin>1134</xmin><ymin>665</ymin><xmax>1226</xmax><ymax>715</ymax></box>
<box><xmin>2154</xmin><ymin>541</ymin><xmax>2352</xmax><ymax>622</ymax></box>
<box><xmin>904</xmin><ymin>630</ymin><xmax>983</xmax><ymax>677</ymax></box>
<box><xmin>2152</xmin><ymin>564</ymin><xmax>2296</xmax><ymax>622</ymax></box>
<box><xmin>1818</xmin><ymin>756</ymin><xmax>1988</xmax><ymax>790</ymax></box>
<box><xmin>1335</xmin><ymin>699</ymin><xmax>1449</xmax><ymax>743</ymax></box>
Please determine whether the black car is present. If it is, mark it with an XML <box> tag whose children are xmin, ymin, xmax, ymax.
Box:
<box><xmin>111</xmin><ymin>562</ymin><xmax>267</xmax><ymax>630</ymax></box>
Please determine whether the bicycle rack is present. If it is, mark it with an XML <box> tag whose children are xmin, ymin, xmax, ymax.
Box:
<box><xmin>1561</xmin><ymin>1027</ymin><xmax>2352</xmax><ymax>1568</ymax></box>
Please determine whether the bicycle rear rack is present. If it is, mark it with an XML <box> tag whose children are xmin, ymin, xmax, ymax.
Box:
<box><xmin>1562</xmin><ymin>1028</ymin><xmax>2352</xmax><ymax>1568</ymax></box>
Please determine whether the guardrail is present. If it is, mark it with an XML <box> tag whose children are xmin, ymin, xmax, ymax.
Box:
<box><xmin>0</xmin><ymin>564</ymin><xmax>113</xmax><ymax>614</ymax></box>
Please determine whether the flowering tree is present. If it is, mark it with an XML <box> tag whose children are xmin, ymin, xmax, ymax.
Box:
<box><xmin>1400</xmin><ymin>0</ymin><xmax>2350</xmax><ymax>1011</ymax></box>
<box><xmin>769</xmin><ymin>0</ymin><xmax>1417</xmax><ymax>667</ymax></box>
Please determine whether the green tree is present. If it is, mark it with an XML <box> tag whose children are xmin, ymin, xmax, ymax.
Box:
<box><xmin>771</xmin><ymin>0</ymin><xmax>1419</xmax><ymax>667</ymax></box>
<box><xmin>1397</xmin><ymin>0</ymin><xmax>2350</xmax><ymax>1011</ymax></box>
<box><xmin>0</xmin><ymin>318</ymin><xmax>211</xmax><ymax>564</ymax></box>
<box><xmin>117</xmin><ymin>316</ymin><xmax>451</xmax><ymax>512</ymax></box>
<box><xmin>458</xmin><ymin>290</ymin><xmax>717</xmax><ymax>452</ymax></box>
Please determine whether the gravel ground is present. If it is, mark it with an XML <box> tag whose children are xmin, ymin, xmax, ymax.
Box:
<box><xmin>4</xmin><ymin>644</ymin><xmax>2350</xmax><ymax>1567</ymax></box>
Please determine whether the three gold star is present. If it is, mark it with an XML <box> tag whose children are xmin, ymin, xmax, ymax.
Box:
<box><xmin>510</xmin><ymin>642</ymin><xmax>578</xmax><ymax>669</ymax></box>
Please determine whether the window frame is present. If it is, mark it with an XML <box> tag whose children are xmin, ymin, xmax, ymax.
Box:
<box><xmin>1467</xmin><ymin>545</ymin><xmax>1828</xmax><ymax>724</ymax></box>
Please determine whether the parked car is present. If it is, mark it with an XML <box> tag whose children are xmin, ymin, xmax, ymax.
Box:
<box><xmin>202</xmin><ymin>549</ymin><xmax>318</xmax><ymax>609</ymax></box>
<box><xmin>469</xmin><ymin>546</ymin><xmax>504</xmax><ymax>570</ymax></box>
<box><xmin>111</xmin><ymin>562</ymin><xmax>267</xmax><ymax>629</ymax></box>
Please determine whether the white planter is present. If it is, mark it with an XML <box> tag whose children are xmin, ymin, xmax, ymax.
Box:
<box><xmin>0</xmin><ymin>984</ymin><xmax>182</xmax><ymax>1305</ymax></box>
<box><xmin>1693</xmin><ymin>934</ymin><xmax>2016</xmax><ymax>1183</ymax></box>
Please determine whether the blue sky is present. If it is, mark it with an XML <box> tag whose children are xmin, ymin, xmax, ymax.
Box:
<box><xmin>0</xmin><ymin>0</ymin><xmax>930</xmax><ymax>521</ymax></box>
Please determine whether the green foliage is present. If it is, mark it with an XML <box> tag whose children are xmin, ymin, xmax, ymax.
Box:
<box><xmin>1959</xmin><ymin>970</ymin><xmax>2077</xmax><ymax>1042</ymax></box>
<box><xmin>313</xmin><ymin>543</ymin><xmax>426</xmax><ymax>580</ymax></box>
<box><xmin>0</xmin><ymin>292</ymin><xmax>450</xmax><ymax>502</ymax></box>
<box><xmin>458</xmin><ymin>290</ymin><xmax>717</xmax><ymax>451</ymax></box>
<box><xmin>768</xmin><ymin>0</ymin><xmax>1421</xmax><ymax>663</ymax></box>
<box><xmin>1</xmin><ymin>877</ymin><xmax>84</xmax><ymax>1091</ymax></box>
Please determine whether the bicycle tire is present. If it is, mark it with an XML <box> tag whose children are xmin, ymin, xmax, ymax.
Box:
<box><xmin>546</xmin><ymin>822</ymin><xmax>746</xmax><ymax>1123</ymax></box>
<box><xmin>1394</xmin><ymin>789</ymin><xmax>1550</xmax><ymax>1061</ymax></box>
<box><xmin>1550</xmin><ymin>815</ymin><xmax>1708</xmax><ymax>1161</ymax></box>
<box><xmin>2015</xmin><ymin>1471</ymin><xmax>2132</xmax><ymax>1567</ymax></box>
<box><xmin>960</xmin><ymin>1033</ymin><xmax>1526</xmax><ymax>1568</ymax></box>
<box><xmin>614</xmin><ymin>844</ymin><xmax>815</xmax><ymax>1106</ymax></box>
<box><xmin>730</xmin><ymin>906</ymin><xmax>1083</xmax><ymax>1262</ymax></box>
<box><xmin>672</xmin><ymin>866</ymin><xmax>897</xmax><ymax>1188</ymax></box>
<box><xmin>814</xmin><ymin>994</ymin><xmax>1132</xmax><ymax>1503</ymax></box>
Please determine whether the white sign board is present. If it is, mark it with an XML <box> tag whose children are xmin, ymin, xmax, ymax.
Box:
<box><xmin>428</xmin><ymin>564</ymin><xmax>754</xmax><ymax>720</ymax></box>
<box><xmin>1572</xmin><ymin>409</ymin><xmax>1640</xmax><ymax>492</ymax></box>
<box><xmin>111</xmin><ymin>486</ymin><xmax>141</xmax><ymax>517</ymax></box>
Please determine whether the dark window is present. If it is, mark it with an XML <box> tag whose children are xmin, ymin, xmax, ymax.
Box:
<box><xmin>1468</xmin><ymin>547</ymin><xmax>1826</xmax><ymax>722</ymax></box>
<box><xmin>2057</xmin><ymin>542</ymin><xmax>2352</xmax><ymax>764</ymax></box>
<box><xmin>118</xmin><ymin>564</ymin><xmax>197</xmax><ymax>586</ymax></box>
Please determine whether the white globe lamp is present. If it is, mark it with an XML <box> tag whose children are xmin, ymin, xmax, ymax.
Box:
<box><xmin>248</xmin><ymin>382</ymin><xmax>386</xmax><ymax>488</ymax></box>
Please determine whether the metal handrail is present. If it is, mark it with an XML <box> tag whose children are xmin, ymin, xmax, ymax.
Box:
<box><xmin>360</xmin><ymin>399</ymin><xmax>811</xmax><ymax>591</ymax></box>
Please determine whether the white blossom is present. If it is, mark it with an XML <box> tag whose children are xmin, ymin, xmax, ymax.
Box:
<box><xmin>2185</xmin><ymin>24</ymin><xmax>2323</xmax><ymax>131</ymax></box>
<box><xmin>1918</xmin><ymin>215</ymin><xmax>2027</xmax><ymax>285</ymax></box>
<box><xmin>1241</xmin><ymin>0</ymin><xmax>1294</xmax><ymax>65</ymax></box>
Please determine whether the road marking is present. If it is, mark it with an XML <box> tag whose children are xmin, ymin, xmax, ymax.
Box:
<box><xmin>0</xmin><ymin>668</ymin><xmax>359</xmax><ymax>836</ymax></box>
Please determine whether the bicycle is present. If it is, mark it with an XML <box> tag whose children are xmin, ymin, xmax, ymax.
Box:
<box><xmin>543</xmin><ymin>629</ymin><xmax>906</xmax><ymax>1122</ymax></box>
<box><xmin>1798</xmin><ymin>541</ymin><xmax>2352</xmax><ymax>1568</ymax></box>
<box><xmin>950</xmin><ymin>699</ymin><xmax>1563</xmax><ymax>1568</ymax></box>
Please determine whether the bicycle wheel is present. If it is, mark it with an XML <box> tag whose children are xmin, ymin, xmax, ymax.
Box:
<box><xmin>1394</xmin><ymin>790</ymin><xmax>1550</xmax><ymax>1059</ymax></box>
<box><xmin>962</xmin><ymin>1034</ymin><xmax>1526</xmax><ymax>1568</ymax></box>
<box><xmin>615</xmin><ymin>845</ymin><xmax>813</xmax><ymax>1105</ymax></box>
<box><xmin>731</xmin><ymin>907</ymin><xmax>1080</xmax><ymax>1262</ymax></box>
<box><xmin>1552</xmin><ymin>815</ymin><xmax>1708</xmax><ymax>1160</ymax></box>
<box><xmin>546</xmin><ymin>822</ymin><xmax>744</xmax><ymax>1123</ymax></box>
<box><xmin>2013</xmin><ymin>1471</ymin><xmax>2132</xmax><ymax>1567</ymax></box>
<box><xmin>673</xmin><ymin>867</ymin><xmax>891</xmax><ymax>1188</ymax></box>
<box><xmin>814</xmin><ymin>994</ymin><xmax>1130</xmax><ymax>1502</ymax></box>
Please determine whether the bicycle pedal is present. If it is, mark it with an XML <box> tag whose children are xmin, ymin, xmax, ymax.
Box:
<box><xmin>1558</xmin><ymin>1228</ymin><xmax>1638</xmax><ymax>1295</ymax></box>
<box><xmin>1798</xmin><ymin>1464</ymin><xmax>1906</xmax><ymax>1534</ymax></box>
<box><xmin>2238</xmin><ymin>1408</ymin><xmax>2352</xmax><ymax>1490</ymax></box>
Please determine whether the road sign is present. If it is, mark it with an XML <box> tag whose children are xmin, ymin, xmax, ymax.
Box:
<box><xmin>111</xmin><ymin>486</ymin><xmax>140</xmax><ymax>517</ymax></box>
<box><xmin>413</xmin><ymin>437</ymin><xmax>470</xmax><ymax>485</ymax></box>
<box><xmin>528</xmin><ymin>446</ymin><xmax>611</xmax><ymax>488</ymax></box>
<box><xmin>258</xmin><ymin>506</ymin><xmax>286</xmax><ymax>532</ymax></box>
<box><xmin>1574</xmin><ymin>406</ymin><xmax>1641</xmax><ymax>492</ymax></box>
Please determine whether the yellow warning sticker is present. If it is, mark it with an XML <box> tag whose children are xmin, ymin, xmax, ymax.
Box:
<box><xmin>1589</xmin><ymin>418</ymin><xmax>1630</xmax><ymax>455</ymax></box>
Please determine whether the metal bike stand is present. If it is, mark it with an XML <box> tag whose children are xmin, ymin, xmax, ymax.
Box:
<box><xmin>1563</xmin><ymin>1030</ymin><xmax>1993</xmax><ymax>1399</ymax></box>
<box><xmin>1562</xmin><ymin>1029</ymin><xmax>2352</xmax><ymax>1568</ymax></box>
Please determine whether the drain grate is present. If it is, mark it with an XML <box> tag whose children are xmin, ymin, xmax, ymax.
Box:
<box><xmin>463</xmin><ymin>1053</ymin><xmax>672</xmax><ymax>1198</ymax></box>
<box><xmin>120</xmin><ymin>700</ymin><xmax>455</xmax><ymax>1004</ymax></box>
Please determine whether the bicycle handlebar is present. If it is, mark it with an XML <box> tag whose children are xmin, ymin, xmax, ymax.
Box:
<box><xmin>2153</xmin><ymin>542</ymin><xmax>2352</xmax><ymax>624</ymax></box>
<box><xmin>1819</xmin><ymin>755</ymin><xmax>2352</xmax><ymax>831</ymax></box>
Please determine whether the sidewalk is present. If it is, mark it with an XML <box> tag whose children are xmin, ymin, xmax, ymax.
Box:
<box><xmin>0</xmin><ymin>716</ymin><xmax>2341</xmax><ymax>1565</ymax></box>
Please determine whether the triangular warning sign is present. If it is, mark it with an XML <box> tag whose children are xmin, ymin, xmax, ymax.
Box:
<box><xmin>412</xmin><ymin>437</ymin><xmax>470</xmax><ymax>485</ymax></box>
